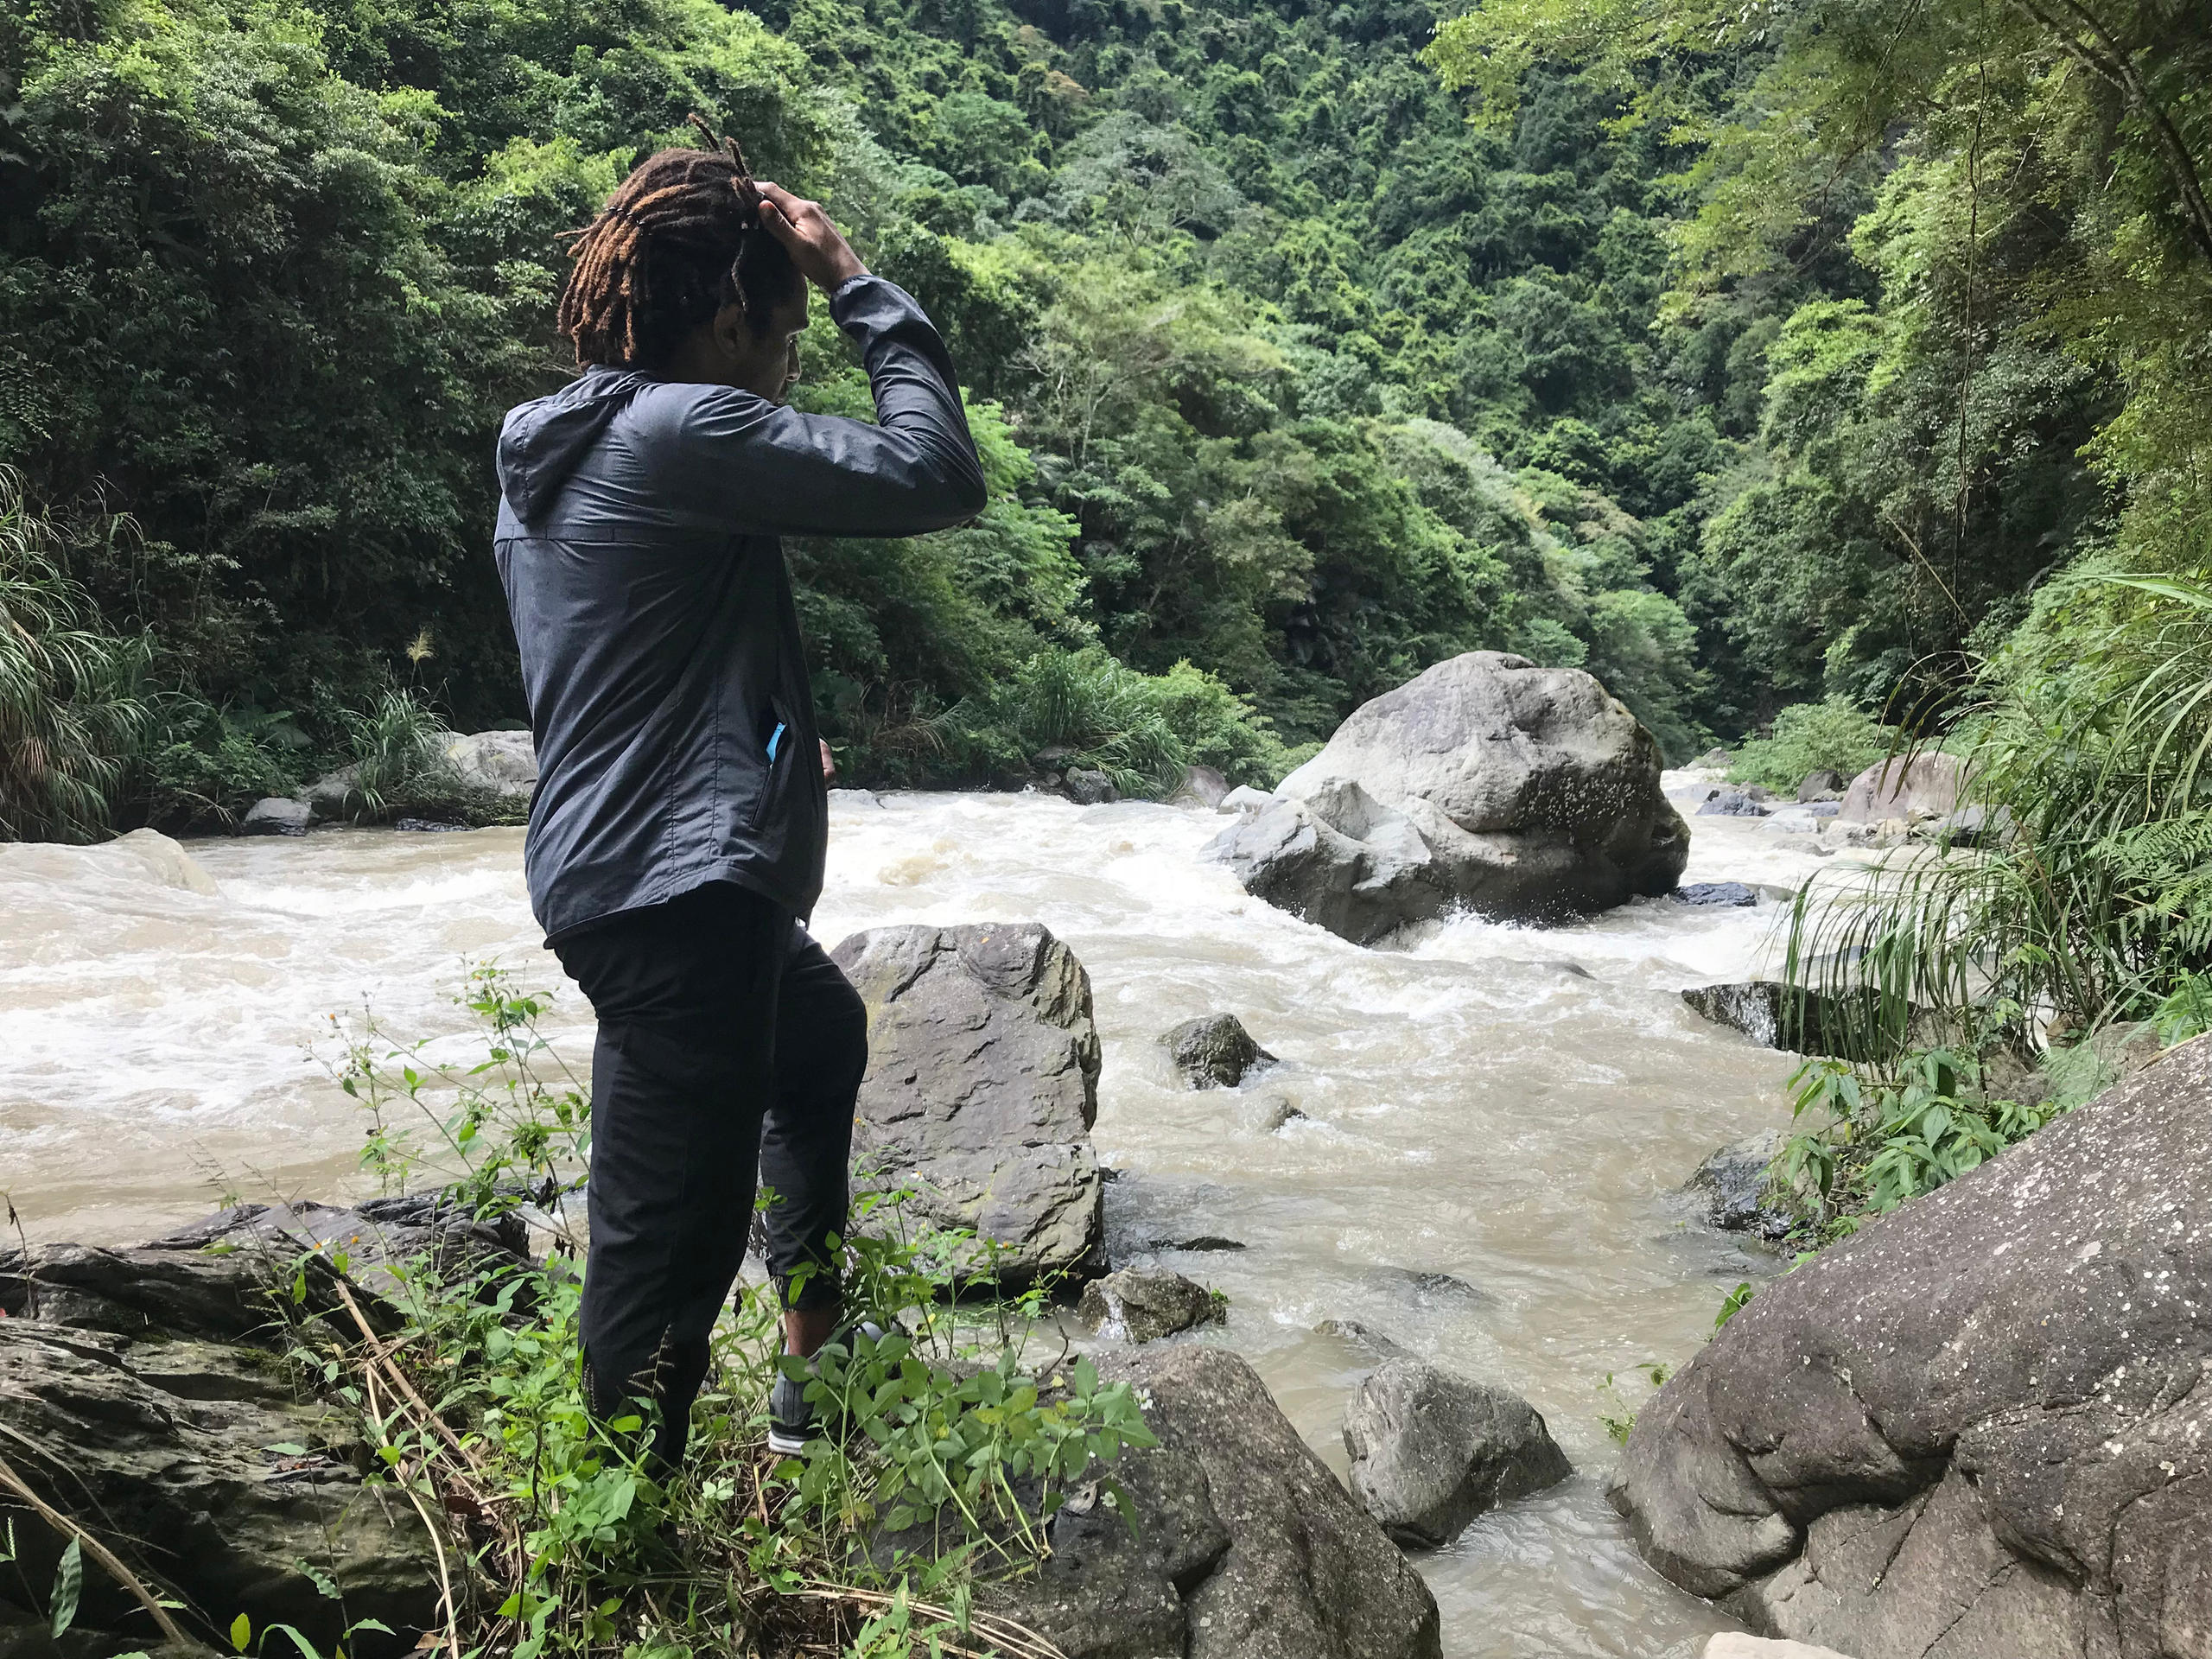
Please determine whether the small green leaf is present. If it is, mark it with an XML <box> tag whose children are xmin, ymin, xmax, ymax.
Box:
<box><xmin>232</xmin><ymin>1612</ymin><xmax>254</xmax><ymax>1653</ymax></box>
<box><xmin>49</xmin><ymin>1538</ymin><xmax>82</xmax><ymax>1638</ymax></box>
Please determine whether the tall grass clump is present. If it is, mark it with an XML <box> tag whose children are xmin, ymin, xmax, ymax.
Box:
<box><xmin>1783</xmin><ymin>572</ymin><xmax>2212</xmax><ymax>1038</ymax></box>
<box><xmin>283</xmin><ymin>967</ymin><xmax>1154</xmax><ymax>1659</ymax></box>
<box><xmin>345</xmin><ymin>689</ymin><xmax>463</xmax><ymax>817</ymax></box>
<box><xmin>0</xmin><ymin>468</ymin><xmax>151</xmax><ymax>842</ymax></box>
<box><xmin>1767</xmin><ymin>571</ymin><xmax>2212</xmax><ymax>1237</ymax></box>
<box><xmin>953</xmin><ymin>648</ymin><xmax>1300</xmax><ymax>795</ymax></box>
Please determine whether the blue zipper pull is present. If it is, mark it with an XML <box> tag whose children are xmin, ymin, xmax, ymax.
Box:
<box><xmin>766</xmin><ymin>721</ymin><xmax>787</xmax><ymax>763</ymax></box>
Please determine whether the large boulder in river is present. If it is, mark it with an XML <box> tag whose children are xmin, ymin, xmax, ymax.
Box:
<box><xmin>1205</xmin><ymin>652</ymin><xmax>1688</xmax><ymax>943</ymax></box>
<box><xmin>1608</xmin><ymin>1036</ymin><xmax>2212</xmax><ymax>1658</ymax></box>
<box><xmin>993</xmin><ymin>1344</ymin><xmax>1442</xmax><ymax>1659</ymax></box>
<box><xmin>1342</xmin><ymin>1358</ymin><xmax>1572</xmax><ymax>1548</ymax></box>
<box><xmin>831</xmin><ymin>922</ymin><xmax>1105</xmax><ymax>1284</ymax></box>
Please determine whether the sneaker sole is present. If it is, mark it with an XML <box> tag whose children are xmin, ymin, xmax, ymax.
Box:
<box><xmin>766</xmin><ymin>1427</ymin><xmax>812</xmax><ymax>1455</ymax></box>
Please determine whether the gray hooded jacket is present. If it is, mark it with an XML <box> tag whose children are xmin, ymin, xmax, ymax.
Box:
<box><xmin>493</xmin><ymin>275</ymin><xmax>985</xmax><ymax>940</ymax></box>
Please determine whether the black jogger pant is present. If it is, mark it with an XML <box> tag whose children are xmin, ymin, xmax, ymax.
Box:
<box><xmin>553</xmin><ymin>880</ymin><xmax>867</xmax><ymax>1423</ymax></box>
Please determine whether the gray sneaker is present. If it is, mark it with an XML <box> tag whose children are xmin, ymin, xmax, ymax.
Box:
<box><xmin>766</xmin><ymin>1321</ymin><xmax>885</xmax><ymax>1455</ymax></box>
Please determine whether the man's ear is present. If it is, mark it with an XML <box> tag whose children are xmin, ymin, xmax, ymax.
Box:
<box><xmin>710</xmin><ymin>301</ymin><xmax>753</xmax><ymax>362</ymax></box>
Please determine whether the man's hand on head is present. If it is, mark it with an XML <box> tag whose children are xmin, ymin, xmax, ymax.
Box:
<box><xmin>755</xmin><ymin>183</ymin><xmax>867</xmax><ymax>292</ymax></box>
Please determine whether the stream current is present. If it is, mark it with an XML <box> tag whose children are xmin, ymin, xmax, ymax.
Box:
<box><xmin>0</xmin><ymin>777</ymin><xmax>1868</xmax><ymax>1657</ymax></box>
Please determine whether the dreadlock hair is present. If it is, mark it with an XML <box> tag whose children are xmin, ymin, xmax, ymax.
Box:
<box><xmin>556</xmin><ymin>115</ymin><xmax>804</xmax><ymax>370</ymax></box>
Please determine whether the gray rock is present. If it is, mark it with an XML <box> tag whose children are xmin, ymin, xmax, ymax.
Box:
<box><xmin>1929</xmin><ymin>803</ymin><xmax>2012</xmax><ymax>847</ymax></box>
<box><xmin>1240</xmin><ymin>1091</ymin><xmax>1306</xmax><ymax>1133</ymax></box>
<box><xmin>1681</xmin><ymin>982</ymin><xmax>1897</xmax><ymax>1060</ymax></box>
<box><xmin>1159</xmin><ymin>1013</ymin><xmax>1278</xmax><ymax>1089</ymax></box>
<box><xmin>1836</xmin><ymin>753</ymin><xmax>1961</xmax><ymax>822</ymax></box>
<box><xmin>443</xmin><ymin>728</ymin><xmax>537</xmax><ymax>797</ymax></box>
<box><xmin>239</xmin><ymin>795</ymin><xmax>312</xmax><ymax>836</ymax></box>
<box><xmin>0</xmin><ymin>1243</ymin><xmax>439</xmax><ymax>1656</ymax></box>
<box><xmin>1696</xmin><ymin>747</ymin><xmax>1732</xmax><ymax>768</ymax></box>
<box><xmin>1314</xmin><ymin>1318</ymin><xmax>1414</xmax><ymax>1362</ymax></box>
<box><xmin>1002</xmin><ymin>1345</ymin><xmax>1441</xmax><ymax>1659</ymax></box>
<box><xmin>1343</xmin><ymin>1358</ymin><xmax>1573</xmax><ymax>1548</ymax></box>
<box><xmin>1796</xmin><ymin>769</ymin><xmax>1847</xmax><ymax>803</ymax></box>
<box><xmin>1205</xmin><ymin>652</ymin><xmax>1688</xmax><ymax>943</ymax></box>
<box><xmin>827</xmin><ymin>787</ymin><xmax>883</xmax><ymax>810</ymax></box>
<box><xmin>1063</xmin><ymin>767</ymin><xmax>1118</xmax><ymax>805</ymax></box>
<box><xmin>831</xmin><ymin>923</ymin><xmax>1104</xmax><ymax>1284</ymax></box>
<box><xmin>303</xmin><ymin>765</ymin><xmax>362</xmax><ymax>822</ymax></box>
<box><xmin>1079</xmin><ymin>1267</ymin><xmax>1223</xmax><ymax>1343</ymax></box>
<box><xmin>1697</xmin><ymin>790</ymin><xmax>1771</xmax><ymax>818</ymax></box>
<box><xmin>1684</xmin><ymin>1129</ymin><xmax>1793</xmax><ymax>1239</ymax></box>
<box><xmin>1609</xmin><ymin>1038</ymin><xmax>2212</xmax><ymax>1657</ymax></box>
<box><xmin>1674</xmin><ymin>881</ymin><xmax>1758</xmax><ymax>907</ymax></box>
<box><xmin>1173</xmin><ymin>765</ymin><xmax>1232</xmax><ymax>809</ymax></box>
<box><xmin>1218</xmin><ymin>785</ymin><xmax>1273</xmax><ymax>813</ymax></box>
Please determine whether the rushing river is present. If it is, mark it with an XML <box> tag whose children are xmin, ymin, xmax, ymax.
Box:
<box><xmin>0</xmin><ymin>778</ymin><xmax>1867</xmax><ymax>1658</ymax></box>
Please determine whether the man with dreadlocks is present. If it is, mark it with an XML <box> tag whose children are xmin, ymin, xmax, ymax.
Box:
<box><xmin>493</xmin><ymin>122</ymin><xmax>986</xmax><ymax>1470</ymax></box>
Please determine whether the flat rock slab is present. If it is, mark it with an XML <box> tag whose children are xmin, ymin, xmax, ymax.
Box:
<box><xmin>1610</xmin><ymin>1036</ymin><xmax>2212</xmax><ymax>1659</ymax></box>
<box><xmin>832</xmin><ymin>922</ymin><xmax>1104</xmax><ymax>1284</ymax></box>
<box><xmin>1343</xmin><ymin>1358</ymin><xmax>1572</xmax><ymax>1548</ymax></box>
<box><xmin>1675</xmin><ymin>881</ymin><xmax>1759</xmax><ymax>906</ymax></box>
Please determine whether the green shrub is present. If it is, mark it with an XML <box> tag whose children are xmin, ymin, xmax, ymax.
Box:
<box><xmin>952</xmin><ymin>647</ymin><xmax>1300</xmax><ymax>795</ymax></box>
<box><xmin>1726</xmin><ymin>696</ymin><xmax>1890</xmax><ymax>792</ymax></box>
<box><xmin>295</xmin><ymin>966</ymin><xmax>1157</xmax><ymax>1659</ymax></box>
<box><xmin>0</xmin><ymin>470</ymin><xmax>150</xmax><ymax>842</ymax></box>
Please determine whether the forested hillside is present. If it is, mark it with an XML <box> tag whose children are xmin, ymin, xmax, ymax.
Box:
<box><xmin>2</xmin><ymin>0</ymin><xmax>2206</xmax><ymax>843</ymax></box>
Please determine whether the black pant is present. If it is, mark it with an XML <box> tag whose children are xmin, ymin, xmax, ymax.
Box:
<box><xmin>553</xmin><ymin>880</ymin><xmax>866</xmax><ymax>1423</ymax></box>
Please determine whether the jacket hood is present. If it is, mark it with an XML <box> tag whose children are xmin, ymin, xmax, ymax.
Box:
<box><xmin>496</xmin><ymin>367</ymin><xmax>653</xmax><ymax>524</ymax></box>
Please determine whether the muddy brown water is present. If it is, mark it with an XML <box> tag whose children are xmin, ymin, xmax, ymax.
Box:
<box><xmin>0</xmin><ymin>778</ymin><xmax>1872</xmax><ymax>1657</ymax></box>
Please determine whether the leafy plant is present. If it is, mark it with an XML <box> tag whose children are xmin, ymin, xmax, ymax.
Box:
<box><xmin>1726</xmin><ymin>697</ymin><xmax>1891</xmax><ymax>794</ymax></box>
<box><xmin>300</xmin><ymin>966</ymin><xmax>1155</xmax><ymax>1659</ymax></box>
<box><xmin>0</xmin><ymin>469</ymin><xmax>150</xmax><ymax>842</ymax></box>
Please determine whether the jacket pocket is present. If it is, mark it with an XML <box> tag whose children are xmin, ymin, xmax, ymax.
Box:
<box><xmin>748</xmin><ymin>699</ymin><xmax>793</xmax><ymax>832</ymax></box>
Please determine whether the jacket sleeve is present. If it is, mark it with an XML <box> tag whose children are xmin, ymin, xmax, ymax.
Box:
<box><xmin>660</xmin><ymin>276</ymin><xmax>988</xmax><ymax>537</ymax></box>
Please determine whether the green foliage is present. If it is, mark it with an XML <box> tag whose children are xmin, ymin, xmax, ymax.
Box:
<box><xmin>0</xmin><ymin>471</ymin><xmax>150</xmax><ymax>842</ymax></box>
<box><xmin>1727</xmin><ymin>697</ymin><xmax>1891</xmax><ymax>793</ymax></box>
<box><xmin>1778</xmin><ymin>1050</ymin><xmax>2063</xmax><ymax>1240</ymax></box>
<box><xmin>307</xmin><ymin>966</ymin><xmax>1157</xmax><ymax>1658</ymax></box>
<box><xmin>1596</xmin><ymin>1361</ymin><xmax>1670</xmax><ymax>1444</ymax></box>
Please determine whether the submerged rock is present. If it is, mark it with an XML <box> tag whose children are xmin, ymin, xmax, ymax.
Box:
<box><xmin>1159</xmin><ymin>1013</ymin><xmax>1278</xmax><ymax>1089</ymax></box>
<box><xmin>1078</xmin><ymin>1266</ymin><xmax>1222</xmax><ymax>1343</ymax></box>
<box><xmin>1609</xmin><ymin>1038</ymin><xmax>2212</xmax><ymax>1658</ymax></box>
<box><xmin>1205</xmin><ymin>652</ymin><xmax>1688</xmax><ymax>944</ymax></box>
<box><xmin>1673</xmin><ymin>881</ymin><xmax>1758</xmax><ymax>907</ymax></box>
<box><xmin>1696</xmin><ymin>790</ymin><xmax>1770</xmax><ymax>818</ymax></box>
<box><xmin>995</xmin><ymin>1344</ymin><xmax>1441</xmax><ymax>1659</ymax></box>
<box><xmin>1683</xmin><ymin>1129</ymin><xmax>1793</xmax><ymax>1240</ymax></box>
<box><xmin>831</xmin><ymin>922</ymin><xmax>1104</xmax><ymax>1284</ymax></box>
<box><xmin>1342</xmin><ymin>1358</ymin><xmax>1573</xmax><ymax>1548</ymax></box>
<box><xmin>1681</xmin><ymin>982</ymin><xmax>1894</xmax><ymax>1059</ymax></box>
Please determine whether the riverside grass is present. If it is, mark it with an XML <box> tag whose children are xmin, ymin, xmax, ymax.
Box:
<box><xmin>271</xmin><ymin>965</ymin><xmax>1153</xmax><ymax>1659</ymax></box>
<box><xmin>1758</xmin><ymin>571</ymin><xmax>2212</xmax><ymax>1243</ymax></box>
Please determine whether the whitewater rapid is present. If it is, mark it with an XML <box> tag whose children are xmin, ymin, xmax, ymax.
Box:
<box><xmin>0</xmin><ymin>777</ymin><xmax>1866</xmax><ymax>1657</ymax></box>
